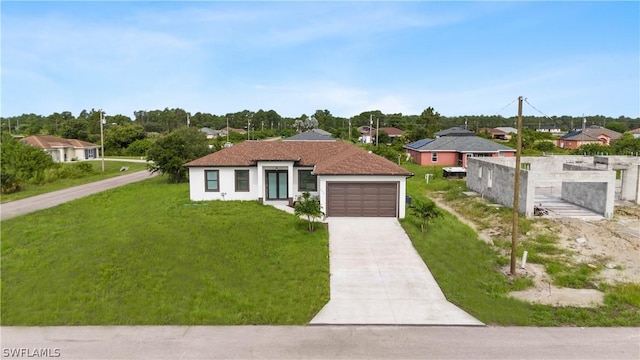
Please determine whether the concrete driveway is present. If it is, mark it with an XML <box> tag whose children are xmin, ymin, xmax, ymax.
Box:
<box><xmin>310</xmin><ymin>218</ymin><xmax>483</xmax><ymax>325</ymax></box>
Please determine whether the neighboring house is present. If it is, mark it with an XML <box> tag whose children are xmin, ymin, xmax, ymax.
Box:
<box><xmin>629</xmin><ymin>128</ymin><xmax>640</xmax><ymax>139</ymax></box>
<box><xmin>21</xmin><ymin>135</ymin><xmax>100</xmax><ymax>163</ymax></box>
<box><xmin>377</xmin><ymin>127</ymin><xmax>405</xmax><ymax>140</ymax></box>
<box><xmin>556</xmin><ymin>126</ymin><xmax>622</xmax><ymax>150</ymax></box>
<box><xmin>404</xmin><ymin>136</ymin><xmax>516</xmax><ymax>167</ymax></box>
<box><xmin>357</xmin><ymin>126</ymin><xmax>376</xmax><ymax>144</ymax></box>
<box><xmin>185</xmin><ymin>141</ymin><xmax>413</xmax><ymax>218</ymax></box>
<box><xmin>478</xmin><ymin>128</ymin><xmax>509</xmax><ymax>140</ymax></box>
<box><xmin>536</xmin><ymin>125</ymin><xmax>562</xmax><ymax>133</ymax></box>
<box><xmin>495</xmin><ymin>126</ymin><xmax>518</xmax><ymax>135</ymax></box>
<box><xmin>284</xmin><ymin>130</ymin><xmax>335</xmax><ymax>141</ymax></box>
<box><xmin>434</xmin><ymin>126</ymin><xmax>474</xmax><ymax>138</ymax></box>
<box><xmin>200</xmin><ymin>127</ymin><xmax>223</xmax><ymax>139</ymax></box>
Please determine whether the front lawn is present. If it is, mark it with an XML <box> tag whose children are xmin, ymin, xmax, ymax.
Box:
<box><xmin>1</xmin><ymin>177</ymin><xmax>329</xmax><ymax>325</ymax></box>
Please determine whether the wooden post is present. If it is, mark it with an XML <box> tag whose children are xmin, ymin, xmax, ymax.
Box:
<box><xmin>511</xmin><ymin>96</ymin><xmax>523</xmax><ymax>275</ymax></box>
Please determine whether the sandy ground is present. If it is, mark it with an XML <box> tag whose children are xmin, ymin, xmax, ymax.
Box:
<box><xmin>432</xmin><ymin>196</ymin><xmax>640</xmax><ymax>307</ymax></box>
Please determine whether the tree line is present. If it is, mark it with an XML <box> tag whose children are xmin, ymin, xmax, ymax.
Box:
<box><xmin>3</xmin><ymin>107</ymin><xmax>639</xmax><ymax>141</ymax></box>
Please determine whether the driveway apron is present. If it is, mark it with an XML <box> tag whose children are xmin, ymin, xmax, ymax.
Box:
<box><xmin>310</xmin><ymin>218</ymin><xmax>483</xmax><ymax>325</ymax></box>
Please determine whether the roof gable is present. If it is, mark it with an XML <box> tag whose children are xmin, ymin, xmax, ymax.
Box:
<box><xmin>185</xmin><ymin>140</ymin><xmax>412</xmax><ymax>176</ymax></box>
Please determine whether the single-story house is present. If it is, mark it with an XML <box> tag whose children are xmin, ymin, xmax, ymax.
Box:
<box><xmin>185</xmin><ymin>141</ymin><xmax>413</xmax><ymax>218</ymax></box>
<box><xmin>377</xmin><ymin>127</ymin><xmax>405</xmax><ymax>140</ymax></box>
<box><xmin>556</xmin><ymin>126</ymin><xmax>622</xmax><ymax>150</ymax></box>
<box><xmin>200</xmin><ymin>127</ymin><xmax>223</xmax><ymax>139</ymax></box>
<box><xmin>357</xmin><ymin>126</ymin><xmax>376</xmax><ymax>144</ymax></box>
<box><xmin>628</xmin><ymin>128</ymin><xmax>640</xmax><ymax>139</ymax></box>
<box><xmin>404</xmin><ymin>136</ymin><xmax>516</xmax><ymax>167</ymax></box>
<box><xmin>536</xmin><ymin>125</ymin><xmax>562</xmax><ymax>133</ymax></box>
<box><xmin>284</xmin><ymin>130</ymin><xmax>335</xmax><ymax>141</ymax></box>
<box><xmin>21</xmin><ymin>135</ymin><xmax>100</xmax><ymax>163</ymax></box>
<box><xmin>478</xmin><ymin>128</ymin><xmax>509</xmax><ymax>140</ymax></box>
<box><xmin>495</xmin><ymin>126</ymin><xmax>518</xmax><ymax>135</ymax></box>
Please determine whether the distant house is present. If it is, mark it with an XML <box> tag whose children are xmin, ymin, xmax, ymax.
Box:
<box><xmin>285</xmin><ymin>130</ymin><xmax>335</xmax><ymax>141</ymax></box>
<box><xmin>377</xmin><ymin>127</ymin><xmax>405</xmax><ymax>140</ymax></box>
<box><xmin>556</xmin><ymin>126</ymin><xmax>622</xmax><ymax>150</ymax></box>
<box><xmin>404</xmin><ymin>136</ymin><xmax>516</xmax><ymax>167</ymax></box>
<box><xmin>357</xmin><ymin>126</ymin><xmax>376</xmax><ymax>144</ymax></box>
<box><xmin>21</xmin><ymin>135</ymin><xmax>100</xmax><ymax>163</ymax></box>
<box><xmin>536</xmin><ymin>125</ymin><xmax>562</xmax><ymax>134</ymax></box>
<box><xmin>495</xmin><ymin>127</ymin><xmax>518</xmax><ymax>135</ymax></box>
<box><xmin>478</xmin><ymin>128</ymin><xmax>510</xmax><ymax>140</ymax></box>
<box><xmin>629</xmin><ymin>128</ymin><xmax>640</xmax><ymax>139</ymax></box>
<box><xmin>434</xmin><ymin>126</ymin><xmax>474</xmax><ymax>138</ymax></box>
<box><xmin>185</xmin><ymin>141</ymin><xmax>413</xmax><ymax>218</ymax></box>
<box><xmin>200</xmin><ymin>127</ymin><xmax>222</xmax><ymax>139</ymax></box>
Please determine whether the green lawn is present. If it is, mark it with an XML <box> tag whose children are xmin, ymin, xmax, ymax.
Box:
<box><xmin>0</xmin><ymin>161</ymin><xmax>149</xmax><ymax>203</ymax></box>
<box><xmin>1</xmin><ymin>177</ymin><xmax>329</xmax><ymax>325</ymax></box>
<box><xmin>401</xmin><ymin>162</ymin><xmax>640</xmax><ymax>326</ymax></box>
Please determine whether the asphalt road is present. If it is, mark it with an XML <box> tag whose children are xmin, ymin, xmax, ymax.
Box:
<box><xmin>1</xmin><ymin>326</ymin><xmax>638</xmax><ymax>359</ymax></box>
<box><xmin>0</xmin><ymin>170</ymin><xmax>157</xmax><ymax>221</ymax></box>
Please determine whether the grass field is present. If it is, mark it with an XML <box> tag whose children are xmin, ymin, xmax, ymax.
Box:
<box><xmin>0</xmin><ymin>160</ymin><xmax>149</xmax><ymax>203</ymax></box>
<box><xmin>1</xmin><ymin>177</ymin><xmax>329</xmax><ymax>325</ymax></box>
<box><xmin>401</xmin><ymin>162</ymin><xmax>640</xmax><ymax>326</ymax></box>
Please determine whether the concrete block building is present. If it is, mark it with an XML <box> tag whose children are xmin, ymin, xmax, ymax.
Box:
<box><xmin>466</xmin><ymin>155</ymin><xmax>640</xmax><ymax>219</ymax></box>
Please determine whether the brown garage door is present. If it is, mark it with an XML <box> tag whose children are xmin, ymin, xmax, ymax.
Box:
<box><xmin>327</xmin><ymin>182</ymin><xmax>398</xmax><ymax>217</ymax></box>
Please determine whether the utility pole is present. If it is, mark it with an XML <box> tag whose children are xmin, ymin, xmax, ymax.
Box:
<box><xmin>376</xmin><ymin>118</ymin><xmax>379</xmax><ymax>146</ymax></box>
<box><xmin>99</xmin><ymin>110</ymin><xmax>105</xmax><ymax>172</ymax></box>
<box><xmin>510</xmin><ymin>96</ymin><xmax>523</xmax><ymax>275</ymax></box>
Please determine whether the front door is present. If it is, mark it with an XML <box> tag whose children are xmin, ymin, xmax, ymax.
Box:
<box><xmin>266</xmin><ymin>170</ymin><xmax>288</xmax><ymax>200</ymax></box>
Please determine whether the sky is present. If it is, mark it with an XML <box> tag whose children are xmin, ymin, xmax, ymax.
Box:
<box><xmin>1</xmin><ymin>1</ymin><xmax>639</xmax><ymax>119</ymax></box>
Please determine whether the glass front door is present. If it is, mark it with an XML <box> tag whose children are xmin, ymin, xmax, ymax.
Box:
<box><xmin>266</xmin><ymin>170</ymin><xmax>288</xmax><ymax>200</ymax></box>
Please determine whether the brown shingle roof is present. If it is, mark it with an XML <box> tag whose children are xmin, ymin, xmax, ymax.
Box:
<box><xmin>185</xmin><ymin>141</ymin><xmax>412</xmax><ymax>176</ymax></box>
<box><xmin>378</xmin><ymin>127</ymin><xmax>405</xmax><ymax>136</ymax></box>
<box><xmin>21</xmin><ymin>135</ymin><xmax>99</xmax><ymax>149</ymax></box>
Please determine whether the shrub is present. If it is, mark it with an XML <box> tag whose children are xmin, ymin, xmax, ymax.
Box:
<box><xmin>294</xmin><ymin>192</ymin><xmax>324</xmax><ymax>232</ymax></box>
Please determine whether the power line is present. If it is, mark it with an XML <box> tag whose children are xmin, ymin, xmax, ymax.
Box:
<box><xmin>523</xmin><ymin>98</ymin><xmax>553</xmax><ymax>120</ymax></box>
<box><xmin>493</xmin><ymin>98</ymin><xmax>519</xmax><ymax>116</ymax></box>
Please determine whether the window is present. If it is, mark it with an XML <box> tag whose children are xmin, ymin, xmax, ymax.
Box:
<box><xmin>298</xmin><ymin>170</ymin><xmax>317</xmax><ymax>191</ymax></box>
<box><xmin>235</xmin><ymin>170</ymin><xmax>249</xmax><ymax>192</ymax></box>
<box><xmin>85</xmin><ymin>148</ymin><xmax>97</xmax><ymax>159</ymax></box>
<box><xmin>431</xmin><ymin>152</ymin><xmax>438</xmax><ymax>162</ymax></box>
<box><xmin>205</xmin><ymin>170</ymin><xmax>219</xmax><ymax>192</ymax></box>
<box><xmin>478</xmin><ymin>167</ymin><xmax>483</xmax><ymax>179</ymax></box>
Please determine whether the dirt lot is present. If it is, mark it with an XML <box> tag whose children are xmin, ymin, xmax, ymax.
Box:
<box><xmin>432</xmin><ymin>196</ymin><xmax>640</xmax><ymax>307</ymax></box>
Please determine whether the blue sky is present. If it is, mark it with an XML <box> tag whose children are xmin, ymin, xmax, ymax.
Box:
<box><xmin>2</xmin><ymin>1</ymin><xmax>638</xmax><ymax>119</ymax></box>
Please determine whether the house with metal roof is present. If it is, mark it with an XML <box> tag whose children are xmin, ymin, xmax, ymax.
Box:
<box><xmin>404</xmin><ymin>136</ymin><xmax>516</xmax><ymax>167</ymax></box>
